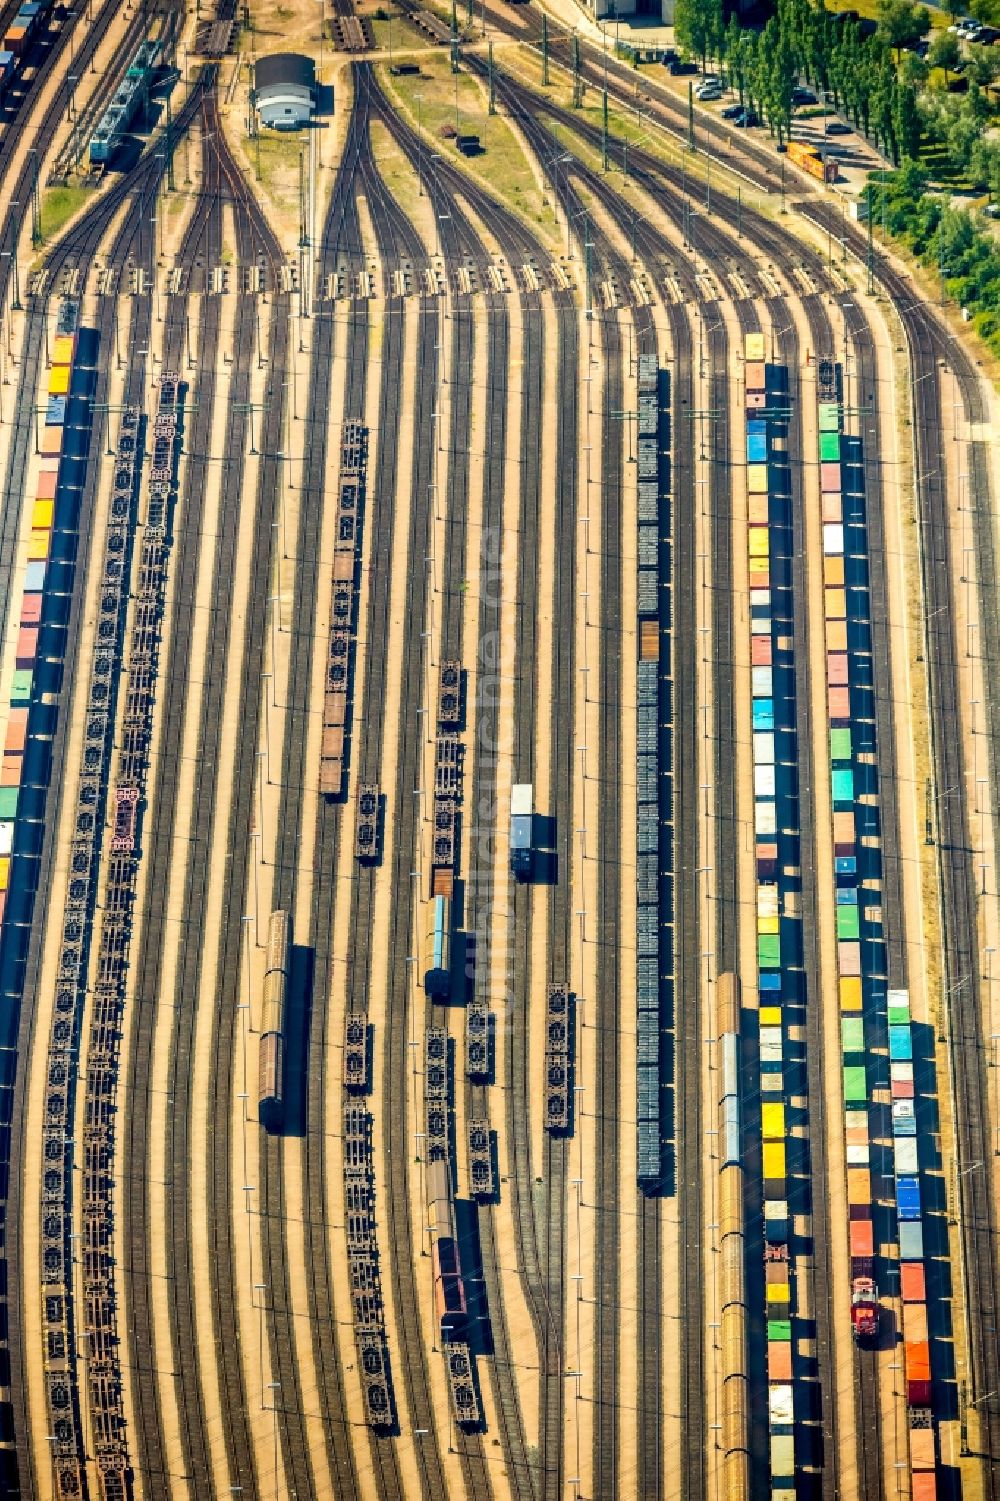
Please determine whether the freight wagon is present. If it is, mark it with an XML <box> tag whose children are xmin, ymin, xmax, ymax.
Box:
<box><xmin>89</xmin><ymin>38</ymin><xmax>161</xmax><ymax>164</ymax></box>
<box><xmin>258</xmin><ymin>909</ymin><xmax>290</xmax><ymax>1132</ymax></box>
<box><xmin>423</xmin><ymin>894</ymin><xmax>451</xmax><ymax>998</ymax></box>
<box><xmin>509</xmin><ymin>782</ymin><xmax>534</xmax><ymax>880</ymax></box>
<box><xmin>3</xmin><ymin>0</ymin><xmax>49</xmax><ymax>59</ymax></box>
<box><xmin>426</xmin><ymin>1158</ymin><xmax>467</xmax><ymax>1339</ymax></box>
<box><xmin>786</xmin><ymin>138</ymin><xmax>838</xmax><ymax>184</ymax></box>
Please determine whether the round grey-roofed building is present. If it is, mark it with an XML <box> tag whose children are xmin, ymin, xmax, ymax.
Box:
<box><xmin>253</xmin><ymin>53</ymin><xmax>316</xmax><ymax>131</ymax></box>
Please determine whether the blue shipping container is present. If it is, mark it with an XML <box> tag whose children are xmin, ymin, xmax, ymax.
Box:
<box><xmin>747</xmin><ymin>433</ymin><xmax>768</xmax><ymax>463</ymax></box>
<box><xmin>753</xmin><ymin>700</ymin><xmax>774</xmax><ymax>731</ymax></box>
<box><xmin>889</xmin><ymin>1027</ymin><xmax>913</xmax><ymax>1061</ymax></box>
<box><xmin>896</xmin><ymin>1176</ymin><xmax>921</xmax><ymax>1219</ymax></box>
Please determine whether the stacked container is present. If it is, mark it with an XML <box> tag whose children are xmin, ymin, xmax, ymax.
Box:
<box><xmin>889</xmin><ymin>987</ymin><xmax>937</xmax><ymax>1495</ymax></box>
<box><xmin>635</xmin><ymin>350</ymin><xmax>672</xmax><ymax>1193</ymax></box>
<box><xmin>0</xmin><ymin>303</ymin><xmax>77</xmax><ymax>929</ymax></box>
<box><xmin>745</xmin><ymin>332</ymin><xmax>795</xmax><ymax>1500</ymax></box>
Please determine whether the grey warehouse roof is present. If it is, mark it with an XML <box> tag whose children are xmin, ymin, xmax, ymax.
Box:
<box><xmin>254</xmin><ymin>53</ymin><xmax>315</xmax><ymax>91</ymax></box>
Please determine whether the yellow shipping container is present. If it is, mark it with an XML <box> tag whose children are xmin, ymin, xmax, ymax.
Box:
<box><xmin>47</xmin><ymin>365</ymin><xmax>70</xmax><ymax>396</ymax></box>
<box><xmin>757</xmin><ymin>915</ymin><xmax>780</xmax><ymax>935</ymax></box>
<box><xmin>762</xmin><ymin>1142</ymin><xmax>786</xmax><ymax>1180</ymax></box>
<box><xmin>27</xmin><ymin>530</ymin><xmax>49</xmax><ymax>561</ymax></box>
<box><xmin>745</xmin><ymin>331</ymin><xmax>766</xmax><ymax>363</ymax></box>
<box><xmin>747</xmin><ymin>463</ymin><xmax>769</xmax><ymax>494</ymax></box>
<box><xmin>31</xmin><ymin>499</ymin><xmax>53</xmax><ymax>530</ymax></box>
<box><xmin>759</xmin><ymin>1005</ymin><xmax>782</xmax><ymax>1026</ymax></box>
<box><xmin>748</xmin><ymin>526</ymin><xmax>769</xmax><ymax>559</ymax></box>
<box><xmin>52</xmin><ymin>334</ymin><xmax>75</xmax><ymax>364</ymax></box>
<box><xmin>762</xmin><ymin>1102</ymin><xmax>785</xmax><ymax>1140</ymax></box>
<box><xmin>0</xmin><ymin>857</ymin><xmax>8</xmax><ymax>892</ymax></box>
<box><xmin>766</xmin><ymin>1281</ymin><xmax>790</xmax><ymax>1303</ymax></box>
<box><xmin>840</xmin><ymin>976</ymin><xmax>863</xmax><ymax>1011</ymax></box>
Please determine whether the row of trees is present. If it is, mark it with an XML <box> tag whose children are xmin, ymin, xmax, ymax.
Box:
<box><xmin>673</xmin><ymin>0</ymin><xmax>924</xmax><ymax>161</ymax></box>
<box><xmin>870</xmin><ymin>162</ymin><xmax>1000</xmax><ymax>353</ymax></box>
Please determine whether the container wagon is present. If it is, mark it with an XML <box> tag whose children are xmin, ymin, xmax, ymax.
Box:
<box><xmin>510</xmin><ymin>782</ymin><xmax>533</xmax><ymax>880</ymax></box>
<box><xmin>354</xmin><ymin>782</ymin><xmax>379</xmax><ymax>861</ymax></box>
<box><xmin>424</xmin><ymin>1026</ymin><xmax>450</xmax><ymax>1161</ymax></box>
<box><xmin>445</xmin><ymin>1344</ymin><xmax>481</xmax><ymax>1428</ymax></box>
<box><xmin>343</xmin><ymin>1012</ymin><xmax>369</xmax><ymax>1092</ymax></box>
<box><xmin>258</xmin><ymin>909</ymin><xmax>290</xmax><ymax>1131</ymax></box>
<box><xmin>89</xmin><ymin>38</ymin><xmax>161</xmax><ymax>164</ymax></box>
<box><xmin>468</xmin><ymin>1119</ymin><xmax>494</xmax><ymax>1199</ymax></box>
<box><xmin>544</xmin><ymin>983</ymin><xmax>573</xmax><ymax>1133</ymax></box>
<box><xmin>423</xmin><ymin>894</ymin><xmax>451</xmax><ymax>998</ymax></box>
<box><xmin>438</xmin><ymin>660</ymin><xmax>462</xmax><ymax>724</ymax></box>
<box><xmin>786</xmin><ymin>138</ymin><xmax>838</xmax><ymax>184</ymax></box>
<box><xmin>426</xmin><ymin>1157</ymin><xmax>466</xmax><ymax>1339</ymax></box>
<box><xmin>465</xmin><ymin>999</ymin><xmax>489</xmax><ymax>1079</ymax></box>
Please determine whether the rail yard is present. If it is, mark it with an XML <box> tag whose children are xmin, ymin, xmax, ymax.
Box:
<box><xmin>0</xmin><ymin>0</ymin><xmax>998</xmax><ymax>1497</ymax></box>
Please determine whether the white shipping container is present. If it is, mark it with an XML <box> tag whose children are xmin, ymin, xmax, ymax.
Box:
<box><xmin>769</xmin><ymin>1385</ymin><xmax>794</xmax><ymax>1426</ymax></box>
<box><xmin>760</xmin><ymin>1026</ymin><xmax>783</xmax><ymax>1060</ymax></box>
<box><xmin>511</xmin><ymin>783</ymin><xmax>533</xmax><ymax>816</ymax></box>
<box><xmin>752</xmin><ymin>666</ymin><xmax>773</xmax><ymax>697</ymax></box>
<box><xmin>755</xmin><ymin>801</ymin><xmax>777</xmax><ymax>836</ymax></box>
<box><xmin>764</xmin><ymin>1198</ymin><xmax>788</xmax><ymax>1221</ymax></box>
<box><xmin>753</xmin><ymin>732</ymin><xmax>775</xmax><ymax>765</ymax></box>
<box><xmin>755</xmin><ymin>764</ymin><xmax>776</xmax><ymax>799</ymax></box>
<box><xmin>757</xmin><ymin>885</ymin><xmax>779</xmax><ymax>918</ymax></box>
<box><xmin>893</xmin><ymin>1138</ymin><xmax>919</xmax><ymax>1174</ymax></box>
<box><xmin>846</xmin><ymin>1143</ymin><xmax>870</xmax><ymax>1165</ymax></box>
<box><xmin>0</xmin><ymin>822</ymin><xmax>11</xmax><ymax>857</ymax></box>
<box><xmin>823</xmin><ymin>522</ymin><xmax>845</xmax><ymax>555</ymax></box>
<box><xmin>887</xmin><ymin>987</ymin><xmax>911</xmax><ymax>1010</ymax></box>
<box><xmin>890</xmin><ymin>1061</ymin><xmax>914</xmax><ymax>1083</ymax></box>
<box><xmin>750</xmin><ymin>588</ymin><xmax>771</xmax><ymax>608</ymax></box>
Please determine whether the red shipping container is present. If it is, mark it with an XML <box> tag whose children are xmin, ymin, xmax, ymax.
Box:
<box><xmin>901</xmin><ymin>1263</ymin><xmax>926</xmax><ymax>1301</ymax></box>
<box><xmin>16</xmin><ymin>627</ymin><xmax>37</xmax><ymax>669</ymax></box>
<box><xmin>746</xmin><ymin>361</ymin><xmax>766</xmax><ymax>391</ymax></box>
<box><xmin>20</xmin><ymin>593</ymin><xmax>42</xmax><ymax>625</ymax></box>
<box><xmin>827</xmin><ymin>653</ymin><xmax>849</xmax><ymax>686</ymax></box>
<box><xmin>4</xmin><ymin>712</ymin><xmax>27</xmax><ymax>754</ymax></box>
<box><xmin>892</xmin><ymin>1079</ymin><xmax>915</xmax><ymax>1099</ymax></box>
<box><xmin>751</xmin><ymin>636</ymin><xmax>773</xmax><ymax>666</ymax></box>
<box><xmin>768</xmin><ymin>1342</ymin><xmax>793</xmax><ymax>1381</ymax></box>
<box><xmin>850</xmin><ymin>1220</ymin><xmax>874</xmax><ymax>1257</ymax></box>
<box><xmin>848</xmin><ymin>1201</ymin><xmax>872</xmax><ymax>1221</ymax></box>
<box><xmin>911</xmin><ymin>1474</ymin><xmax>936</xmax><ymax>1501</ymax></box>
<box><xmin>908</xmin><ymin>1379</ymin><xmax>932</xmax><ymax>1407</ymax></box>
<box><xmin>746</xmin><ymin>392</ymin><xmax>767</xmax><ymax>410</ymax></box>
<box><xmin>828</xmin><ymin>684</ymin><xmax>851</xmax><ymax>721</ymax></box>
<box><xmin>35</xmin><ymin>469</ymin><xmax>58</xmax><ymax>500</ymax></box>
<box><xmin>821</xmin><ymin>461</ymin><xmax>842</xmax><ymax>492</ymax></box>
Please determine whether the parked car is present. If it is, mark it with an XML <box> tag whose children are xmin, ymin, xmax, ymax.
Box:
<box><xmin>792</xmin><ymin>86</ymin><xmax>817</xmax><ymax>105</ymax></box>
<box><xmin>696</xmin><ymin>82</ymin><xmax>723</xmax><ymax>99</ymax></box>
<box><xmin>824</xmin><ymin>119</ymin><xmax>852</xmax><ymax>134</ymax></box>
<box><xmin>721</xmin><ymin>102</ymin><xmax>745</xmax><ymax>118</ymax></box>
<box><xmin>668</xmin><ymin>58</ymin><xmax>697</xmax><ymax>75</ymax></box>
<box><xmin>734</xmin><ymin>108</ymin><xmax>758</xmax><ymax>126</ymax></box>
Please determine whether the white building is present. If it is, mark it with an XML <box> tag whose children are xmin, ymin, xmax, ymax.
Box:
<box><xmin>253</xmin><ymin>53</ymin><xmax>316</xmax><ymax>131</ymax></box>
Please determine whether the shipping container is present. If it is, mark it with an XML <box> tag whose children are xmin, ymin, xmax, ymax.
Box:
<box><xmin>747</xmin><ymin>433</ymin><xmax>768</xmax><ymax>464</ymax></box>
<box><xmin>843</xmin><ymin>1066</ymin><xmax>866</xmax><ymax>1104</ymax></box>
<box><xmin>910</xmin><ymin>1427</ymin><xmax>935</xmax><ymax>1470</ymax></box>
<box><xmin>847</xmin><ymin>1166</ymin><xmax>870</xmax><ymax>1204</ymax></box>
<box><xmin>745</xmin><ymin>333</ymin><xmax>766</xmax><ymax>363</ymax></box>
<box><xmin>755</xmin><ymin>802</ymin><xmax>777</xmax><ymax>837</ymax></box>
<box><xmin>820</xmin><ymin>461</ymin><xmax>841</xmax><ymax>492</ymax></box>
<box><xmin>27</xmin><ymin>530</ymin><xmax>49</xmax><ymax>561</ymax></box>
<box><xmin>47</xmin><ymin>365</ymin><xmax>70</xmax><ymax>397</ymax></box>
<box><xmin>753</xmin><ymin>700</ymin><xmax>775</xmax><ymax>732</ymax></box>
<box><xmin>747</xmin><ymin>463</ymin><xmax>769</xmax><ymax>494</ymax></box>
<box><xmin>52</xmin><ymin>334</ymin><xmax>76</xmax><ymax>365</ymax></box>
<box><xmin>4</xmin><ymin>713</ymin><xmax>27</xmax><ymax>755</ymax></box>
<box><xmin>25</xmin><ymin>560</ymin><xmax>46</xmax><ymax>591</ymax></box>
<box><xmin>748</xmin><ymin>525</ymin><xmax>770</xmax><ymax>558</ymax></box>
<box><xmin>748</xmin><ymin>493</ymin><xmax>770</xmax><ymax>525</ymax></box>
<box><xmin>830</xmin><ymin>727</ymin><xmax>852</xmax><ymax>761</ymax></box>
<box><xmin>894</xmin><ymin>1136</ymin><xmax>919</xmax><ymax>1173</ymax></box>
<box><xmin>823</xmin><ymin>522</ymin><xmax>845</xmax><ymax>556</ymax></box>
<box><xmin>899</xmin><ymin>1220</ymin><xmax>924</xmax><ymax>1259</ymax></box>
<box><xmin>0</xmin><ymin>787</ymin><xmax>18</xmax><ymax>821</ymax></box>
<box><xmin>824</xmin><ymin>555</ymin><xmax>846</xmax><ymax>586</ymax></box>
<box><xmin>754</xmin><ymin>732</ymin><xmax>775</xmax><ymax>764</ymax></box>
<box><xmin>822</xmin><ymin>492</ymin><xmax>843</xmax><ymax>523</ymax></box>
<box><xmin>841</xmin><ymin>1017</ymin><xmax>864</xmax><ymax>1054</ymax></box>
<box><xmin>754</xmin><ymin>765</ymin><xmax>776</xmax><ymax>799</ymax></box>
<box><xmin>35</xmin><ymin>468</ymin><xmax>57</xmax><ymax>500</ymax></box>
<box><xmin>828</xmin><ymin>685</ymin><xmax>851</xmax><ymax>721</ymax></box>
<box><xmin>761</xmin><ymin>1102</ymin><xmax>785</xmax><ymax>1139</ymax></box>
<box><xmin>912</xmin><ymin>1472</ymin><xmax>937</xmax><ymax>1501</ymax></box>
<box><xmin>889</xmin><ymin>1026</ymin><xmax>913</xmax><ymax>1061</ymax></box>
<box><xmin>751</xmin><ymin>635</ymin><xmax>773</xmax><ymax>667</ymax></box>
<box><xmin>825</xmin><ymin>588</ymin><xmax>847</xmax><ymax>620</ymax></box>
<box><xmin>10</xmin><ymin>669</ymin><xmax>32</xmax><ymax>704</ymax></box>
<box><xmin>827</xmin><ymin>654</ymin><xmax>849</xmax><ymax>688</ymax></box>
<box><xmin>15</xmin><ymin>626</ymin><xmax>37</xmax><ymax>668</ymax></box>
<box><xmin>819</xmin><ymin>431</ymin><xmax>841</xmax><ymax>462</ymax></box>
<box><xmin>838</xmin><ymin>941</ymin><xmax>861</xmax><ymax>976</ymax></box>
<box><xmin>849</xmin><ymin>1219</ymin><xmax>874</xmax><ymax>1257</ymax></box>
<box><xmin>818</xmin><ymin>402</ymin><xmax>840</xmax><ymax>431</ymax></box>
<box><xmin>832</xmin><ymin>767</ymin><xmax>855</xmax><ymax>803</ymax></box>
<box><xmin>900</xmin><ymin>1261</ymin><xmax>926</xmax><ymax>1301</ymax></box>
<box><xmin>837</xmin><ymin>905</ymin><xmax>860</xmax><ymax>941</ymax></box>
<box><xmin>769</xmin><ymin>1434</ymin><xmax>795</xmax><ymax>1481</ymax></box>
<box><xmin>31</xmin><ymin>499</ymin><xmax>53</xmax><ymax>530</ymax></box>
<box><xmin>745</xmin><ymin>361</ymin><xmax>766</xmax><ymax>391</ymax></box>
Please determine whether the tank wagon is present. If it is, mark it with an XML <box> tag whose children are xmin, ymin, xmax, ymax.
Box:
<box><xmin>544</xmin><ymin>983</ymin><xmax>574</xmax><ymax>1133</ymax></box>
<box><xmin>258</xmin><ymin>909</ymin><xmax>290</xmax><ymax>1132</ymax></box>
<box><xmin>89</xmin><ymin>38</ymin><xmax>161</xmax><ymax>164</ymax></box>
<box><xmin>423</xmin><ymin>894</ymin><xmax>451</xmax><ymax>998</ymax></box>
<box><xmin>320</xmin><ymin>421</ymin><xmax>367</xmax><ymax>798</ymax></box>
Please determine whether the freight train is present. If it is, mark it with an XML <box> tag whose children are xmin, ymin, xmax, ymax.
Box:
<box><xmin>89</xmin><ymin>38</ymin><xmax>161</xmax><ymax>164</ymax></box>
<box><xmin>0</xmin><ymin>0</ymin><xmax>54</xmax><ymax>111</ymax></box>
<box><xmin>426</xmin><ymin>1158</ymin><xmax>466</xmax><ymax>1337</ymax></box>
<box><xmin>258</xmin><ymin>909</ymin><xmax>290</xmax><ymax>1132</ymax></box>
<box><xmin>320</xmin><ymin>421</ymin><xmax>367</xmax><ymax>798</ymax></box>
<box><xmin>423</xmin><ymin>894</ymin><xmax>451</xmax><ymax>998</ymax></box>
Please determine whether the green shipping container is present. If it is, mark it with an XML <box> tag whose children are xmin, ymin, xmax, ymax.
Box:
<box><xmin>841</xmin><ymin>1017</ymin><xmax>865</xmax><ymax>1053</ymax></box>
<box><xmin>758</xmin><ymin>934</ymin><xmax>781</xmax><ymax>969</ymax></box>
<box><xmin>819</xmin><ymin>402</ymin><xmax>840</xmax><ymax>431</ymax></box>
<box><xmin>0</xmin><ymin>788</ymin><xmax>18</xmax><ymax>820</ymax></box>
<box><xmin>10</xmin><ymin>670</ymin><xmax>32</xmax><ymax>705</ymax></box>
<box><xmin>837</xmin><ymin>905</ymin><xmax>860</xmax><ymax>940</ymax></box>
<box><xmin>832</xmin><ymin>767</ymin><xmax>855</xmax><ymax>804</ymax></box>
<box><xmin>888</xmin><ymin>1002</ymin><xmax>910</xmax><ymax>1026</ymax></box>
<box><xmin>820</xmin><ymin>431</ymin><xmax>841</xmax><ymax>462</ymax></box>
<box><xmin>830</xmin><ymin>727</ymin><xmax>852</xmax><ymax>761</ymax></box>
<box><xmin>843</xmin><ymin>1065</ymin><xmax>866</xmax><ymax>1103</ymax></box>
<box><xmin>768</xmin><ymin>1319</ymin><xmax>792</xmax><ymax>1341</ymax></box>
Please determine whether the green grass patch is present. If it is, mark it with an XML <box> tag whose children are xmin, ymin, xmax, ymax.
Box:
<box><xmin>40</xmin><ymin>186</ymin><xmax>91</xmax><ymax>244</ymax></box>
<box><xmin>370</xmin><ymin>11</ymin><xmax>435</xmax><ymax>54</ymax></box>
<box><xmin>378</xmin><ymin>54</ymin><xmax>560</xmax><ymax>248</ymax></box>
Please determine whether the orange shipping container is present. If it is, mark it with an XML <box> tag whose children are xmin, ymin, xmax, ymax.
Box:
<box><xmin>828</xmin><ymin>685</ymin><xmax>851</xmax><ymax>720</ymax></box>
<box><xmin>901</xmin><ymin>1263</ymin><xmax>926</xmax><ymax>1301</ymax></box>
<box><xmin>845</xmin><ymin>1124</ymin><xmax>869</xmax><ymax>1147</ymax></box>
<box><xmin>826</xmin><ymin>619</ymin><xmax>848</xmax><ymax>652</ymax></box>
<box><xmin>910</xmin><ymin>1428</ymin><xmax>935</xmax><ymax>1469</ymax></box>
<box><xmin>822</xmin><ymin>493</ymin><xmax>843</xmax><ymax>523</ymax></box>
<box><xmin>749</xmin><ymin>569</ymin><xmax>771</xmax><ymax>591</ymax></box>
<box><xmin>849</xmin><ymin>1220</ymin><xmax>874</xmax><ymax>1257</ymax></box>
<box><xmin>824</xmin><ymin>555</ymin><xmax>846</xmax><ymax>587</ymax></box>
<box><xmin>768</xmin><ymin>1342</ymin><xmax>793</xmax><ymax>1381</ymax></box>
<box><xmin>640</xmin><ymin>619</ymin><xmax>659</xmax><ymax>661</ymax></box>
<box><xmin>41</xmin><ymin>428</ymin><xmax>62</xmax><ymax>457</ymax></box>
<box><xmin>1</xmin><ymin>758</ymin><xmax>20</xmax><ymax>787</ymax></box>
<box><xmin>16</xmin><ymin>627</ymin><xmax>37</xmax><ymax>668</ymax></box>
<box><xmin>4</xmin><ymin>711</ymin><xmax>27</xmax><ymax>754</ymax></box>
<box><xmin>840</xmin><ymin>977</ymin><xmax>863</xmax><ymax>1012</ymax></box>
<box><xmin>746</xmin><ymin>361</ymin><xmax>766</xmax><ymax>391</ymax></box>
<box><xmin>827</xmin><ymin>653</ymin><xmax>849</xmax><ymax>687</ymax></box>
<box><xmin>904</xmin><ymin>1303</ymin><xmax>928</xmax><ymax>1344</ymax></box>
<box><xmin>825</xmin><ymin>589</ymin><xmax>847</xmax><ymax>620</ymax></box>
<box><xmin>35</xmin><ymin>469</ymin><xmax>58</xmax><ymax>500</ymax></box>
<box><xmin>906</xmin><ymin>1341</ymin><xmax>931</xmax><ymax>1380</ymax></box>
<box><xmin>847</xmin><ymin>1168</ymin><xmax>870</xmax><ymax>1205</ymax></box>
<box><xmin>749</xmin><ymin>494</ymin><xmax>769</xmax><ymax>525</ymax></box>
<box><xmin>912</xmin><ymin>1472</ymin><xmax>937</xmax><ymax>1501</ymax></box>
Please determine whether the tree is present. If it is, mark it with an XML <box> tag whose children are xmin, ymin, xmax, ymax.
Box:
<box><xmin>876</xmin><ymin>0</ymin><xmax>931</xmax><ymax>59</ymax></box>
<box><xmin>965</xmin><ymin>42</ymin><xmax>1000</xmax><ymax>86</ymax></box>
<box><xmin>674</xmin><ymin>0</ymin><xmax>724</xmax><ymax>69</ymax></box>
<box><xmin>928</xmin><ymin>30</ymin><xmax>961</xmax><ymax>87</ymax></box>
<box><xmin>894</xmin><ymin>80</ymin><xmax>923</xmax><ymax>157</ymax></box>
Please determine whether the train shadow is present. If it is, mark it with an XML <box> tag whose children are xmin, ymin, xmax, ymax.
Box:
<box><xmin>278</xmin><ymin>943</ymin><xmax>314</xmax><ymax>1138</ymax></box>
